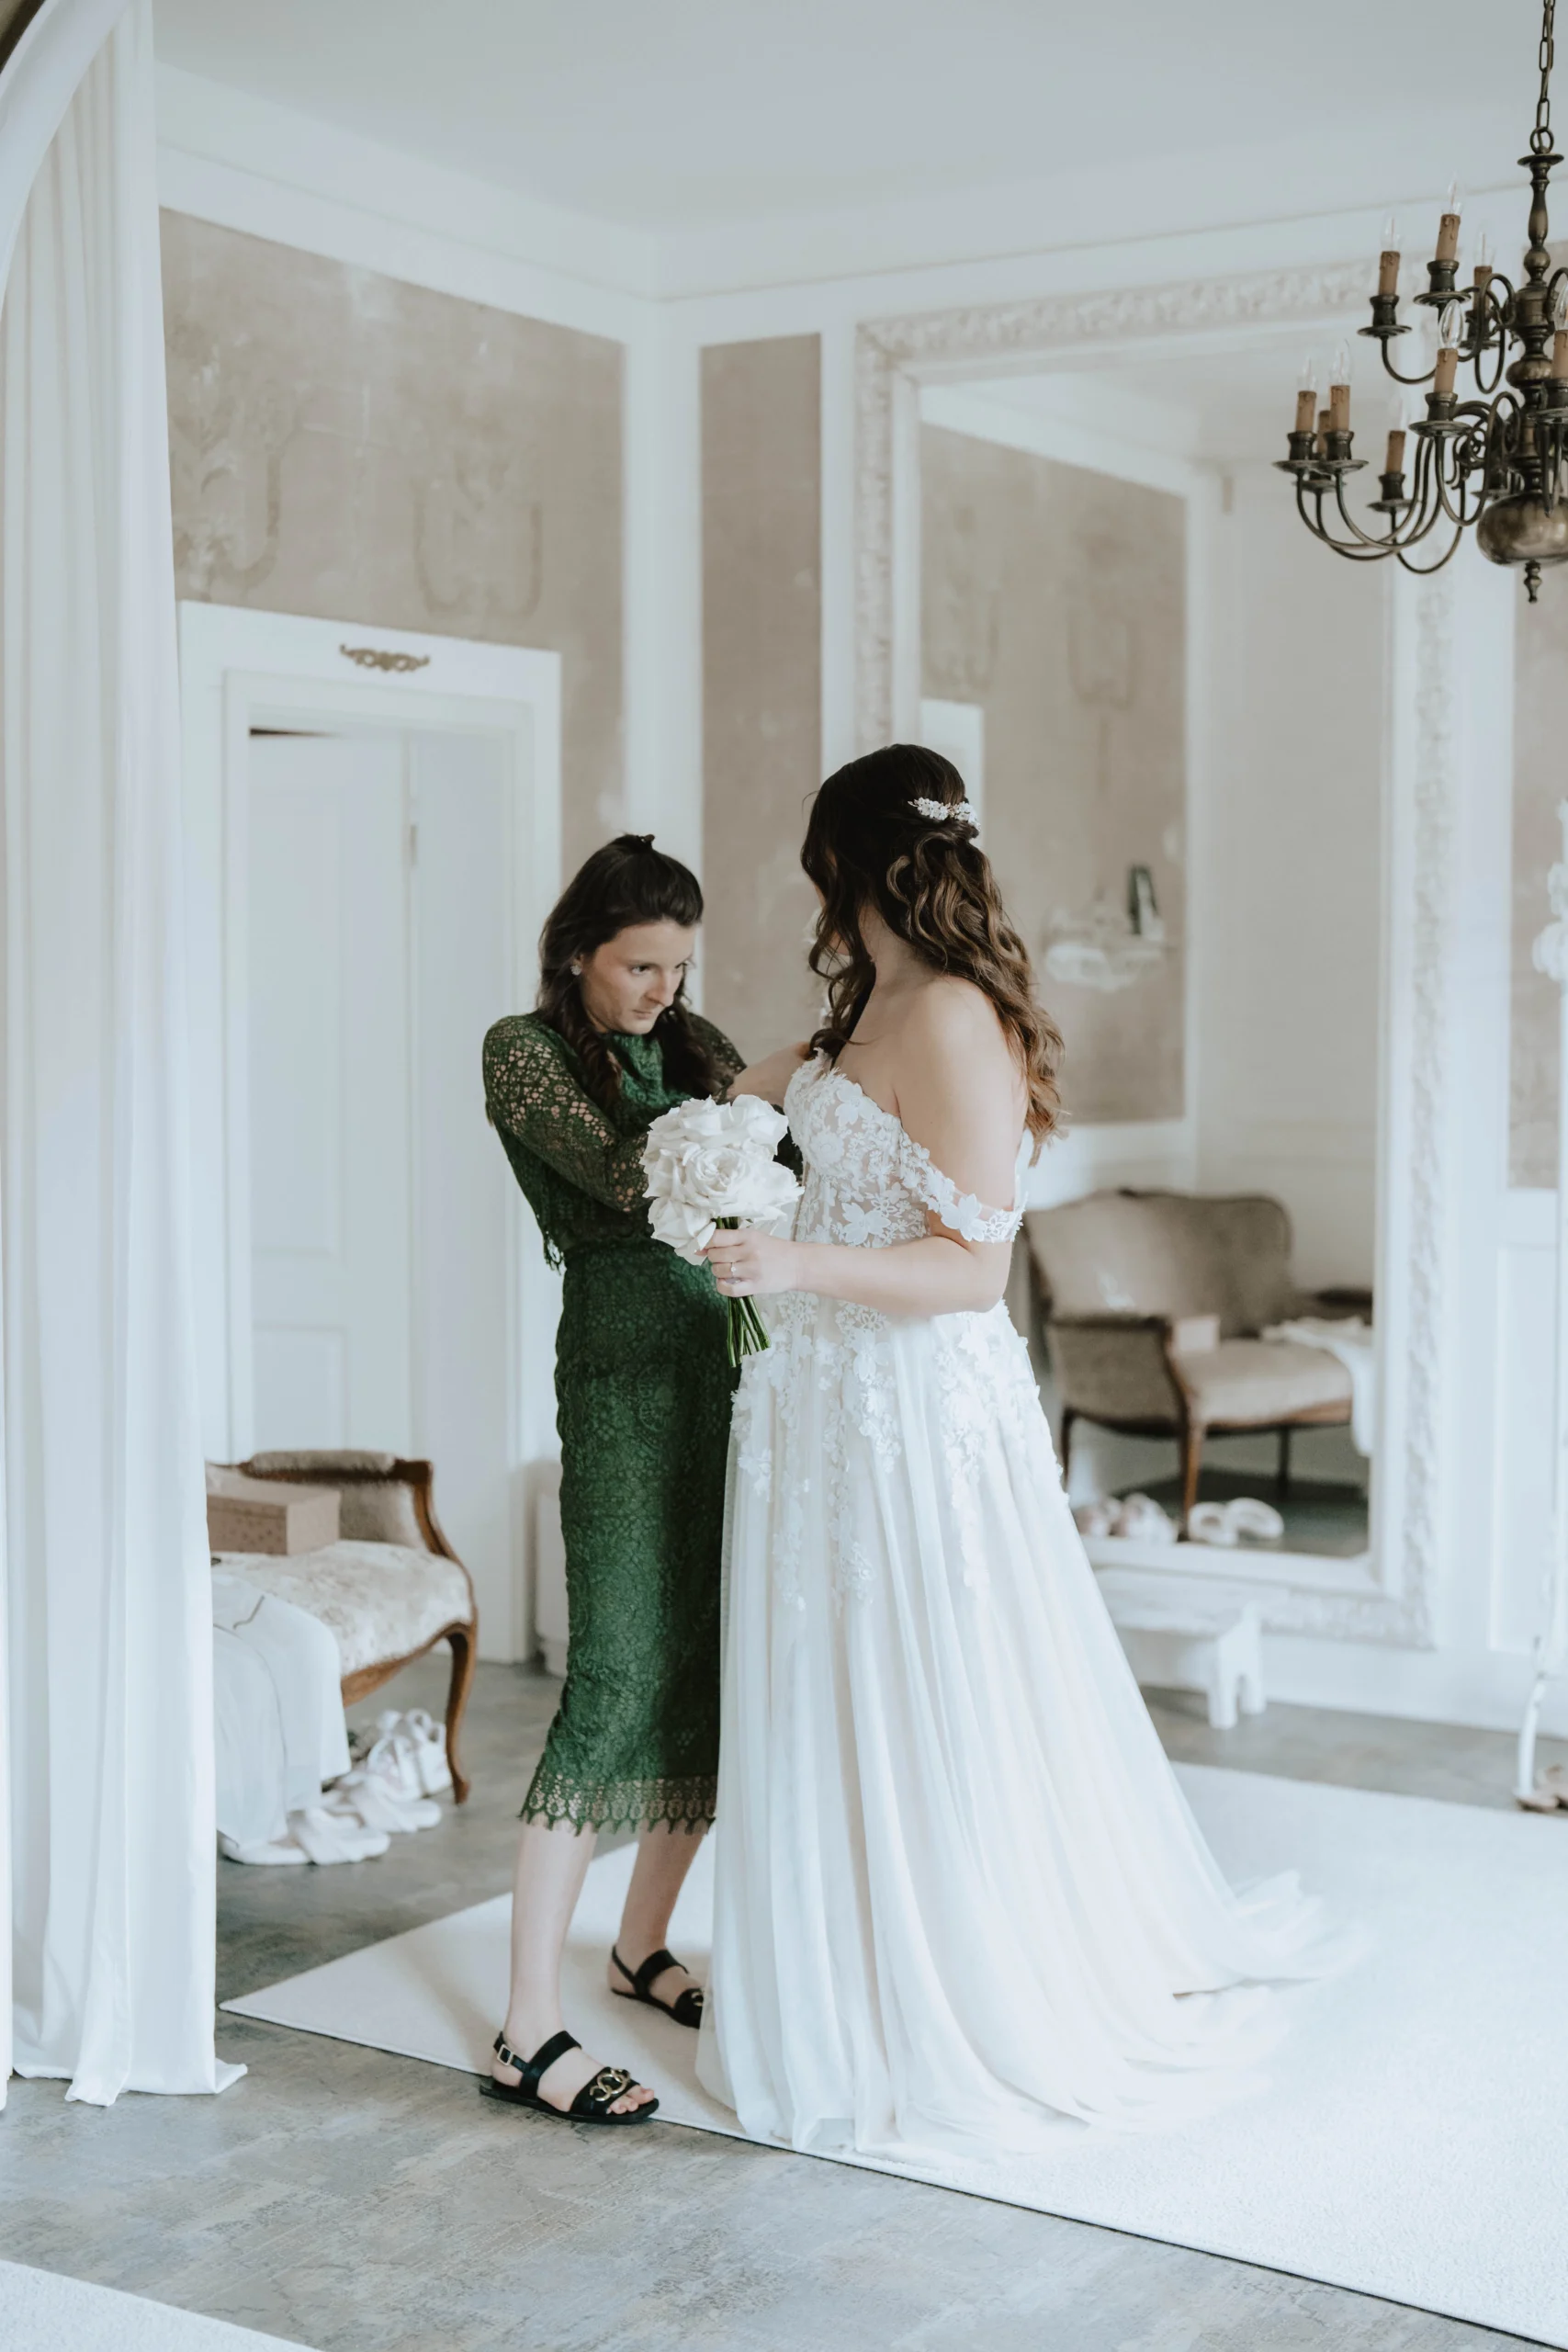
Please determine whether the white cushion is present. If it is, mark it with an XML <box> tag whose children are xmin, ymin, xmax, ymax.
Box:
<box><xmin>1180</xmin><ymin>1337</ymin><xmax>1352</xmax><ymax>1425</ymax></box>
<box><xmin>211</xmin><ymin>1541</ymin><xmax>471</xmax><ymax>1678</ymax></box>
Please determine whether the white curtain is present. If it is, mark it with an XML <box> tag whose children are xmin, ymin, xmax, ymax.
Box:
<box><xmin>0</xmin><ymin>0</ymin><xmax>232</xmax><ymax>2102</ymax></box>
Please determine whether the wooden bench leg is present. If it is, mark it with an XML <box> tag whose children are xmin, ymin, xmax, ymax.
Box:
<box><xmin>1059</xmin><ymin>1406</ymin><xmax>1077</xmax><ymax>1487</ymax></box>
<box><xmin>445</xmin><ymin>1623</ymin><xmax>477</xmax><ymax>1804</ymax></box>
<box><xmin>1179</xmin><ymin>1419</ymin><xmax>1206</xmax><ymax>1537</ymax></box>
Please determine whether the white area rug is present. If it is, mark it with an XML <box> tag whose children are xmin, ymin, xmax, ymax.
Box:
<box><xmin>225</xmin><ymin>1766</ymin><xmax>1568</xmax><ymax>2348</ymax></box>
<box><xmin>0</xmin><ymin>2260</ymin><xmax>310</xmax><ymax>2350</ymax></box>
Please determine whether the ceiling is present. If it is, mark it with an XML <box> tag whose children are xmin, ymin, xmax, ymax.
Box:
<box><xmin>152</xmin><ymin>0</ymin><xmax>1538</xmax><ymax>232</ymax></box>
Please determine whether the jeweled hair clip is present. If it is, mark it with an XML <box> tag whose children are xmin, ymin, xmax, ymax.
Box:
<box><xmin>909</xmin><ymin>796</ymin><xmax>978</xmax><ymax>827</ymax></box>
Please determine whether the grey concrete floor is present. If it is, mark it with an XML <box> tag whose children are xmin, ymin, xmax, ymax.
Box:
<box><xmin>1</xmin><ymin>1657</ymin><xmax>1561</xmax><ymax>2352</ymax></box>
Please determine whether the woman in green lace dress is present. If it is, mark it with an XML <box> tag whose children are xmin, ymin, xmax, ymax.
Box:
<box><xmin>479</xmin><ymin>834</ymin><xmax>742</xmax><ymax>2126</ymax></box>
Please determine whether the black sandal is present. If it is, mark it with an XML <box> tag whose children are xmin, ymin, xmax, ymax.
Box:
<box><xmin>610</xmin><ymin>1945</ymin><xmax>705</xmax><ymax>2030</ymax></box>
<box><xmin>479</xmin><ymin>2030</ymin><xmax>658</xmax><ymax>2125</ymax></box>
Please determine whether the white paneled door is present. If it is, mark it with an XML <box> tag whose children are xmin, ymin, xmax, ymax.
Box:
<box><xmin>246</xmin><ymin>725</ymin><xmax>514</xmax><ymax>1615</ymax></box>
<box><xmin>249</xmin><ymin>732</ymin><xmax>414</xmax><ymax>1448</ymax></box>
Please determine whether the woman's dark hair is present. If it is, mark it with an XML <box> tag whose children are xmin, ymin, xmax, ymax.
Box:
<box><xmin>537</xmin><ymin>834</ymin><xmax>717</xmax><ymax>1110</ymax></box>
<box><xmin>802</xmin><ymin>745</ymin><xmax>1063</xmax><ymax>1141</ymax></box>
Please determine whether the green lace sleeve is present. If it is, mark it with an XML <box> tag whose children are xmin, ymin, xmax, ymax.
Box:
<box><xmin>483</xmin><ymin>1021</ymin><xmax>649</xmax><ymax>1215</ymax></box>
<box><xmin>689</xmin><ymin>1012</ymin><xmax>745</xmax><ymax>1097</ymax></box>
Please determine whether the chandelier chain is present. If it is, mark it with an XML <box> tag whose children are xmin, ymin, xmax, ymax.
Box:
<box><xmin>1534</xmin><ymin>0</ymin><xmax>1557</xmax><ymax>154</ymax></box>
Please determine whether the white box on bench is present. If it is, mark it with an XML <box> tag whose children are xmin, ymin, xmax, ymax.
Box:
<box><xmin>206</xmin><ymin>1467</ymin><xmax>341</xmax><ymax>1557</ymax></box>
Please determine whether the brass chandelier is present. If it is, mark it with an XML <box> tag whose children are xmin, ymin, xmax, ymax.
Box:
<box><xmin>1280</xmin><ymin>0</ymin><xmax>1568</xmax><ymax>600</ymax></box>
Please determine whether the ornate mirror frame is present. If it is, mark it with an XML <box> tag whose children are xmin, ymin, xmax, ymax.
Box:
<box><xmin>854</xmin><ymin>260</ymin><xmax>1456</xmax><ymax>1647</ymax></box>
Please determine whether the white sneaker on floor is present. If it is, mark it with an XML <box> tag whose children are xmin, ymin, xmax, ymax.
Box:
<box><xmin>1187</xmin><ymin>1502</ymin><xmax>1237</xmax><ymax>1546</ymax></box>
<box><xmin>375</xmin><ymin>1707</ymin><xmax>453</xmax><ymax>1796</ymax></box>
<box><xmin>219</xmin><ymin>1832</ymin><xmax>308</xmax><ymax>1866</ymax></box>
<box><xmin>1188</xmin><ymin>1497</ymin><xmax>1285</xmax><ymax>1546</ymax></box>
<box><xmin>288</xmin><ymin>1805</ymin><xmax>391</xmax><ymax>1864</ymax></box>
<box><xmin>1111</xmin><ymin>1493</ymin><xmax>1178</xmax><ymax>1544</ymax></box>
<box><xmin>326</xmin><ymin>1735</ymin><xmax>443</xmax><ymax>1833</ymax></box>
<box><xmin>1073</xmin><ymin>1499</ymin><xmax>1117</xmax><ymax>1538</ymax></box>
<box><xmin>1226</xmin><ymin>1496</ymin><xmax>1285</xmax><ymax>1542</ymax></box>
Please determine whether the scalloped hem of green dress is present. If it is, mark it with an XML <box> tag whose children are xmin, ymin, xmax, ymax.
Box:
<box><xmin>519</xmin><ymin>1768</ymin><xmax>717</xmax><ymax>1837</ymax></box>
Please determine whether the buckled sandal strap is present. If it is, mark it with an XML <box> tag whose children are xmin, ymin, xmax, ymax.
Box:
<box><xmin>493</xmin><ymin>2027</ymin><xmax>579</xmax><ymax>2092</ymax></box>
<box><xmin>570</xmin><ymin>2064</ymin><xmax>638</xmax><ymax>2117</ymax></box>
<box><xmin>629</xmin><ymin>1947</ymin><xmax>681</xmax><ymax>2001</ymax></box>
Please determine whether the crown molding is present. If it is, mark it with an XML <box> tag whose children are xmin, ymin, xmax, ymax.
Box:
<box><xmin>155</xmin><ymin>64</ymin><xmax>659</xmax><ymax>337</ymax></box>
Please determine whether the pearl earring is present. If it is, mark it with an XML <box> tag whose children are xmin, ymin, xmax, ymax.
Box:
<box><xmin>570</xmin><ymin>961</ymin><xmax>583</xmax><ymax>977</ymax></box>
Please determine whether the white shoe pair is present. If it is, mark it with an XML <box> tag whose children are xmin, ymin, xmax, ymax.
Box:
<box><xmin>1074</xmin><ymin>1493</ymin><xmax>1179</xmax><ymax>1544</ymax></box>
<box><xmin>1518</xmin><ymin>1764</ymin><xmax>1568</xmax><ymax>1814</ymax></box>
<box><xmin>1187</xmin><ymin>1497</ymin><xmax>1285</xmax><ymax>1546</ymax></box>
<box><xmin>367</xmin><ymin>1706</ymin><xmax>453</xmax><ymax>1798</ymax></box>
<box><xmin>219</xmin><ymin>1805</ymin><xmax>392</xmax><ymax>1867</ymax></box>
<box><xmin>324</xmin><ymin>1729</ymin><xmax>443</xmax><ymax>1836</ymax></box>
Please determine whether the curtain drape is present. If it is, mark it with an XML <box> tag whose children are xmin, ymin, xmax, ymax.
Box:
<box><xmin>0</xmin><ymin>0</ymin><xmax>232</xmax><ymax>2104</ymax></box>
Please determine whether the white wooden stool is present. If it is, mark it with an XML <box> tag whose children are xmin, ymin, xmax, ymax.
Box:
<box><xmin>1101</xmin><ymin>1596</ymin><xmax>1266</xmax><ymax>1731</ymax></box>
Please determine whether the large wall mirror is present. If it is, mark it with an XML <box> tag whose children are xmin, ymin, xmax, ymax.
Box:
<box><xmin>858</xmin><ymin>268</ymin><xmax>1447</xmax><ymax>1642</ymax></box>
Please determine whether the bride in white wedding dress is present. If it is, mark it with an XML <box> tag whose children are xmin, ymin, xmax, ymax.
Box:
<box><xmin>696</xmin><ymin>745</ymin><xmax>1329</xmax><ymax>2161</ymax></box>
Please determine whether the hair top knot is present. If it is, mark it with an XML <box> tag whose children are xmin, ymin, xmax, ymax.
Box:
<box><xmin>909</xmin><ymin>795</ymin><xmax>978</xmax><ymax>829</ymax></box>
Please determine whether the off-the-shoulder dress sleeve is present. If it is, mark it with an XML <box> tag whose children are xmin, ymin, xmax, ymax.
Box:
<box><xmin>483</xmin><ymin>1021</ymin><xmax>649</xmax><ymax>1216</ymax></box>
<box><xmin>897</xmin><ymin>1128</ymin><xmax>1027</xmax><ymax>1245</ymax></box>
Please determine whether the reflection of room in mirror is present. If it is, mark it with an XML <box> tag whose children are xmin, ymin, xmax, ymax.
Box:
<box><xmin>921</xmin><ymin>403</ymin><xmax>1186</xmax><ymax>1130</ymax></box>
<box><xmin>919</xmin><ymin>356</ymin><xmax>1382</xmax><ymax>1568</ymax></box>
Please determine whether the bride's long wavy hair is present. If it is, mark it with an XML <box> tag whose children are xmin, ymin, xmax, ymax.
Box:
<box><xmin>803</xmin><ymin>744</ymin><xmax>1063</xmax><ymax>1142</ymax></box>
<box><xmin>536</xmin><ymin>834</ymin><xmax>718</xmax><ymax>1112</ymax></box>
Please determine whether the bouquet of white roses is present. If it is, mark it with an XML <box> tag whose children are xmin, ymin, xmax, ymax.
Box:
<box><xmin>642</xmin><ymin>1094</ymin><xmax>800</xmax><ymax>1365</ymax></box>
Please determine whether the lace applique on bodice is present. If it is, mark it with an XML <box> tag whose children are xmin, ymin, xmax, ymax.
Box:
<box><xmin>783</xmin><ymin>1055</ymin><xmax>1031</xmax><ymax>1251</ymax></box>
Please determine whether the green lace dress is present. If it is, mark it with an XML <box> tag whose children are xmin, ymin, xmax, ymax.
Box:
<box><xmin>482</xmin><ymin>1010</ymin><xmax>743</xmax><ymax>1836</ymax></box>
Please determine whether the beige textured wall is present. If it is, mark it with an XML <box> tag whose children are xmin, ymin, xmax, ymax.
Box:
<box><xmin>701</xmin><ymin>335</ymin><xmax>822</xmax><ymax>1060</ymax></box>
<box><xmin>160</xmin><ymin>212</ymin><xmax>624</xmax><ymax>871</ymax></box>
<box><xmin>921</xmin><ymin>425</ymin><xmax>1186</xmax><ymax>1125</ymax></box>
<box><xmin>1512</xmin><ymin>602</ymin><xmax>1568</xmax><ymax>1186</ymax></box>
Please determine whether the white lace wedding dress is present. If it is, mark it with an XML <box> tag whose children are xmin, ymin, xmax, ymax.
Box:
<box><xmin>696</xmin><ymin>1055</ymin><xmax>1329</xmax><ymax>2159</ymax></box>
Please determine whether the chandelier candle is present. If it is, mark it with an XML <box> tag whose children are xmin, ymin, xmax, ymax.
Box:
<box><xmin>1277</xmin><ymin>0</ymin><xmax>1568</xmax><ymax>600</ymax></box>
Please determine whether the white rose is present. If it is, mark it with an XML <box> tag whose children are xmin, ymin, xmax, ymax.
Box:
<box><xmin>648</xmin><ymin>1195</ymin><xmax>717</xmax><ymax>1264</ymax></box>
<box><xmin>723</xmin><ymin>1093</ymin><xmax>790</xmax><ymax>1151</ymax></box>
<box><xmin>668</xmin><ymin>1136</ymin><xmax>758</xmax><ymax>1216</ymax></box>
<box><xmin>726</xmin><ymin>1157</ymin><xmax>801</xmax><ymax>1227</ymax></box>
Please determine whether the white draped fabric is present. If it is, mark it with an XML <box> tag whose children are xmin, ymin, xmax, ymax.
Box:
<box><xmin>699</xmin><ymin>1059</ymin><xmax>1332</xmax><ymax>2158</ymax></box>
<box><xmin>0</xmin><ymin>0</ymin><xmax>231</xmax><ymax>2103</ymax></box>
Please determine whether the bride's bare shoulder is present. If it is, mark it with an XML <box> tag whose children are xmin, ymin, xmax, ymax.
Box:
<box><xmin>902</xmin><ymin>975</ymin><xmax>1010</xmax><ymax>1064</ymax></box>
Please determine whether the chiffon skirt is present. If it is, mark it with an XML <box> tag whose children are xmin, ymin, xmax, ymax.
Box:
<box><xmin>696</xmin><ymin>1295</ymin><xmax>1333</xmax><ymax>2159</ymax></box>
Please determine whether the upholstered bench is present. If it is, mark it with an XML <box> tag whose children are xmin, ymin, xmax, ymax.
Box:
<box><xmin>216</xmin><ymin>1452</ymin><xmax>478</xmax><ymax>1803</ymax></box>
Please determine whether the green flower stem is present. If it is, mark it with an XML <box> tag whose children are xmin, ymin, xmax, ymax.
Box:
<box><xmin>714</xmin><ymin>1215</ymin><xmax>771</xmax><ymax>1367</ymax></box>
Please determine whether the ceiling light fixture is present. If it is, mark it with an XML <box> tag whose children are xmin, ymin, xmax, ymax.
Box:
<box><xmin>1280</xmin><ymin>0</ymin><xmax>1568</xmax><ymax>601</ymax></box>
